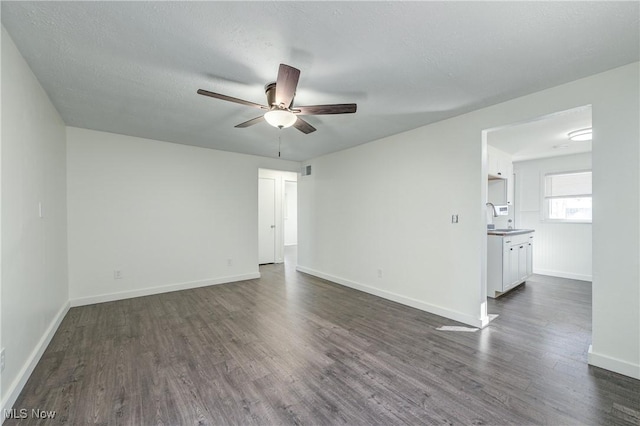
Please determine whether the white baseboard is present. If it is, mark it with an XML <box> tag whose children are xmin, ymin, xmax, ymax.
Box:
<box><xmin>588</xmin><ymin>345</ymin><xmax>640</xmax><ymax>379</ymax></box>
<box><xmin>534</xmin><ymin>268</ymin><xmax>592</xmax><ymax>282</ymax></box>
<box><xmin>70</xmin><ymin>272</ymin><xmax>261</xmax><ymax>307</ymax></box>
<box><xmin>296</xmin><ymin>265</ymin><xmax>487</xmax><ymax>328</ymax></box>
<box><xmin>1</xmin><ymin>301</ymin><xmax>71</xmax><ymax>422</ymax></box>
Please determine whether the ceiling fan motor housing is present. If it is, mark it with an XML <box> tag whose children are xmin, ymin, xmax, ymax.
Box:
<box><xmin>265</xmin><ymin>82</ymin><xmax>293</xmax><ymax>109</ymax></box>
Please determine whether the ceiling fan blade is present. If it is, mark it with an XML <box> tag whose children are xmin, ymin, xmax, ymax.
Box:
<box><xmin>197</xmin><ymin>89</ymin><xmax>268</xmax><ymax>110</ymax></box>
<box><xmin>294</xmin><ymin>104</ymin><xmax>357</xmax><ymax>115</ymax></box>
<box><xmin>293</xmin><ymin>117</ymin><xmax>316</xmax><ymax>134</ymax></box>
<box><xmin>235</xmin><ymin>116</ymin><xmax>265</xmax><ymax>128</ymax></box>
<box><xmin>275</xmin><ymin>64</ymin><xmax>300</xmax><ymax>108</ymax></box>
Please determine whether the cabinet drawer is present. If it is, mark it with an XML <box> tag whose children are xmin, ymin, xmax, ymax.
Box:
<box><xmin>503</xmin><ymin>233</ymin><xmax>532</xmax><ymax>247</ymax></box>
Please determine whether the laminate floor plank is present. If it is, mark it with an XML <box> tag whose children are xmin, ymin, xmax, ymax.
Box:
<box><xmin>6</xmin><ymin>248</ymin><xmax>640</xmax><ymax>425</ymax></box>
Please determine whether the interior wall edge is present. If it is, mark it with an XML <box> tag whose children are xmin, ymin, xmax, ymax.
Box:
<box><xmin>533</xmin><ymin>270</ymin><xmax>592</xmax><ymax>282</ymax></box>
<box><xmin>296</xmin><ymin>265</ymin><xmax>485</xmax><ymax>329</ymax></box>
<box><xmin>1</xmin><ymin>25</ymin><xmax>69</xmax><ymax>413</ymax></box>
<box><xmin>69</xmin><ymin>273</ymin><xmax>260</xmax><ymax>307</ymax></box>
<box><xmin>0</xmin><ymin>302</ymin><xmax>70</xmax><ymax>421</ymax></box>
<box><xmin>588</xmin><ymin>345</ymin><xmax>640</xmax><ymax>380</ymax></box>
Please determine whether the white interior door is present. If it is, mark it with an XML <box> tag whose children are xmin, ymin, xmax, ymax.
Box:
<box><xmin>258</xmin><ymin>177</ymin><xmax>276</xmax><ymax>264</ymax></box>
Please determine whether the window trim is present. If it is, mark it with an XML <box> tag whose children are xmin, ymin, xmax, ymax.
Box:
<box><xmin>541</xmin><ymin>169</ymin><xmax>592</xmax><ymax>224</ymax></box>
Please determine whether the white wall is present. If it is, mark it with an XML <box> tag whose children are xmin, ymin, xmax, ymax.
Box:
<box><xmin>67</xmin><ymin>128</ymin><xmax>299</xmax><ymax>305</ymax></box>
<box><xmin>590</xmin><ymin>64</ymin><xmax>640</xmax><ymax>379</ymax></box>
<box><xmin>1</xmin><ymin>28</ymin><xmax>69</xmax><ymax>414</ymax></box>
<box><xmin>298</xmin><ymin>62</ymin><xmax>639</xmax><ymax>379</ymax></box>
<box><xmin>514</xmin><ymin>153</ymin><xmax>592</xmax><ymax>281</ymax></box>
<box><xmin>298</xmin><ymin>117</ymin><xmax>487</xmax><ymax>328</ymax></box>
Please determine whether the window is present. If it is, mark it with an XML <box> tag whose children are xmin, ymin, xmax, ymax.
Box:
<box><xmin>544</xmin><ymin>171</ymin><xmax>592</xmax><ymax>222</ymax></box>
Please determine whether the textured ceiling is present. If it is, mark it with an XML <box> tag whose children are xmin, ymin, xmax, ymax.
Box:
<box><xmin>2</xmin><ymin>2</ymin><xmax>638</xmax><ymax>161</ymax></box>
<box><xmin>489</xmin><ymin>106</ymin><xmax>592</xmax><ymax>162</ymax></box>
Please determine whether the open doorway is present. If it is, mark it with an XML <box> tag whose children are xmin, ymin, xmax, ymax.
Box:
<box><xmin>482</xmin><ymin>105</ymin><xmax>592</xmax><ymax>304</ymax></box>
<box><xmin>258</xmin><ymin>168</ymin><xmax>297</xmax><ymax>266</ymax></box>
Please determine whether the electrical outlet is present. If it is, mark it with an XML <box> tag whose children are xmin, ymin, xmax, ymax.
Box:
<box><xmin>227</xmin><ymin>258</ymin><xmax>233</xmax><ymax>267</ymax></box>
<box><xmin>452</xmin><ymin>214</ymin><xmax>459</xmax><ymax>223</ymax></box>
<box><xmin>377</xmin><ymin>269</ymin><xmax>383</xmax><ymax>278</ymax></box>
<box><xmin>114</xmin><ymin>270</ymin><xmax>123</xmax><ymax>280</ymax></box>
<box><xmin>1</xmin><ymin>348</ymin><xmax>5</xmax><ymax>372</ymax></box>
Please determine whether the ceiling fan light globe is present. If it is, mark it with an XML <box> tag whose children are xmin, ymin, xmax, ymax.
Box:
<box><xmin>264</xmin><ymin>109</ymin><xmax>297</xmax><ymax>129</ymax></box>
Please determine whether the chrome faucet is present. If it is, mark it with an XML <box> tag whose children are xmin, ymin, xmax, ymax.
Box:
<box><xmin>486</xmin><ymin>202</ymin><xmax>498</xmax><ymax>217</ymax></box>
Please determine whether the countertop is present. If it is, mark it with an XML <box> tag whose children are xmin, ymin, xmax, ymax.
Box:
<box><xmin>487</xmin><ymin>229</ymin><xmax>535</xmax><ymax>236</ymax></box>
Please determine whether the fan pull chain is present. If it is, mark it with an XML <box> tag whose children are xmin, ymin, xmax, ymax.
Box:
<box><xmin>278</xmin><ymin>134</ymin><xmax>281</xmax><ymax>158</ymax></box>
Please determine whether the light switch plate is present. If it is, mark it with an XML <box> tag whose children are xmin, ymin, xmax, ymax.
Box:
<box><xmin>452</xmin><ymin>214</ymin><xmax>459</xmax><ymax>223</ymax></box>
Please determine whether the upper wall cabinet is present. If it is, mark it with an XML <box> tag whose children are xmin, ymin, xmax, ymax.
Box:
<box><xmin>487</xmin><ymin>145</ymin><xmax>512</xmax><ymax>179</ymax></box>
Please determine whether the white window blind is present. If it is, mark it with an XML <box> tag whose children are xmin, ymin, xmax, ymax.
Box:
<box><xmin>544</xmin><ymin>171</ymin><xmax>592</xmax><ymax>222</ymax></box>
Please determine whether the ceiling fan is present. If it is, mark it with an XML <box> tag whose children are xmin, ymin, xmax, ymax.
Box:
<box><xmin>197</xmin><ymin>64</ymin><xmax>357</xmax><ymax>134</ymax></box>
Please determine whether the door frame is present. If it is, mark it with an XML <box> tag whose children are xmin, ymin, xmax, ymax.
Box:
<box><xmin>258</xmin><ymin>169</ymin><xmax>298</xmax><ymax>264</ymax></box>
<box><xmin>258</xmin><ymin>176</ymin><xmax>277</xmax><ymax>264</ymax></box>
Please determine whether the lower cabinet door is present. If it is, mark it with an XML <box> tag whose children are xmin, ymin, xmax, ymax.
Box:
<box><xmin>526</xmin><ymin>243</ymin><xmax>533</xmax><ymax>277</ymax></box>
<box><xmin>508</xmin><ymin>246</ymin><xmax>520</xmax><ymax>288</ymax></box>
<box><xmin>518</xmin><ymin>245</ymin><xmax>528</xmax><ymax>281</ymax></box>
<box><xmin>501</xmin><ymin>246</ymin><xmax>509</xmax><ymax>291</ymax></box>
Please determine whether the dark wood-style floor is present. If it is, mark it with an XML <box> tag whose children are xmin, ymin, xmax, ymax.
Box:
<box><xmin>7</xmin><ymin>249</ymin><xmax>640</xmax><ymax>425</ymax></box>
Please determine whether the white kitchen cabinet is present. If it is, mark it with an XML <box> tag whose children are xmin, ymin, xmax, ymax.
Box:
<box><xmin>488</xmin><ymin>231</ymin><xmax>534</xmax><ymax>298</ymax></box>
<box><xmin>526</xmin><ymin>242</ymin><xmax>533</xmax><ymax>277</ymax></box>
<box><xmin>517</xmin><ymin>244</ymin><xmax>528</xmax><ymax>282</ymax></box>
<box><xmin>487</xmin><ymin>145</ymin><xmax>512</xmax><ymax>179</ymax></box>
<box><xmin>506</xmin><ymin>243</ymin><xmax>520</xmax><ymax>286</ymax></box>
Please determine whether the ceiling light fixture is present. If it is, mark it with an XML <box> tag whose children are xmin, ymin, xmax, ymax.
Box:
<box><xmin>264</xmin><ymin>109</ymin><xmax>297</xmax><ymax>129</ymax></box>
<box><xmin>568</xmin><ymin>128</ymin><xmax>592</xmax><ymax>141</ymax></box>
